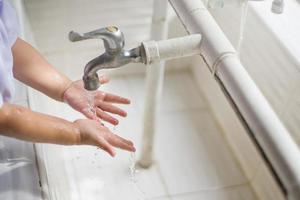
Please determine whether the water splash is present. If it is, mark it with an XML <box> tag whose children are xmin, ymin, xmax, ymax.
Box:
<box><xmin>87</xmin><ymin>93</ymin><xmax>96</xmax><ymax>117</ymax></box>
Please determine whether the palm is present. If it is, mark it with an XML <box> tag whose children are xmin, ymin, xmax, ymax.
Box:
<box><xmin>75</xmin><ymin>119</ymin><xmax>135</xmax><ymax>156</ymax></box>
<box><xmin>63</xmin><ymin>77</ymin><xmax>130</xmax><ymax>125</ymax></box>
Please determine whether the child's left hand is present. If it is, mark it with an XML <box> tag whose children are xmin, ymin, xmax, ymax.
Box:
<box><xmin>63</xmin><ymin>75</ymin><xmax>130</xmax><ymax>125</ymax></box>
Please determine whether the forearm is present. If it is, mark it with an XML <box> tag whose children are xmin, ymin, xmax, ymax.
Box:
<box><xmin>0</xmin><ymin>103</ymin><xmax>80</xmax><ymax>145</ymax></box>
<box><xmin>12</xmin><ymin>38</ymin><xmax>71</xmax><ymax>101</ymax></box>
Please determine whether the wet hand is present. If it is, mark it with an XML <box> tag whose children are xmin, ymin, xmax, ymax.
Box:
<box><xmin>74</xmin><ymin>119</ymin><xmax>135</xmax><ymax>156</ymax></box>
<box><xmin>63</xmin><ymin>75</ymin><xmax>130</xmax><ymax>125</ymax></box>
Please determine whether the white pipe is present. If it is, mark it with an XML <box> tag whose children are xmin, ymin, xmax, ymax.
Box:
<box><xmin>142</xmin><ymin>34</ymin><xmax>202</xmax><ymax>65</ymax></box>
<box><xmin>138</xmin><ymin>0</ymin><xmax>169</xmax><ymax>168</ymax></box>
<box><xmin>169</xmin><ymin>0</ymin><xmax>300</xmax><ymax>199</ymax></box>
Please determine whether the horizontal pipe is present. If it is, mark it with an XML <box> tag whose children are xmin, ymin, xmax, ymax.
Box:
<box><xmin>169</xmin><ymin>0</ymin><xmax>300</xmax><ymax>199</ymax></box>
<box><xmin>141</xmin><ymin>34</ymin><xmax>202</xmax><ymax>65</ymax></box>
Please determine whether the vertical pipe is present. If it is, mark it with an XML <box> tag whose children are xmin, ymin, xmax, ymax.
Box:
<box><xmin>138</xmin><ymin>0</ymin><xmax>169</xmax><ymax>168</ymax></box>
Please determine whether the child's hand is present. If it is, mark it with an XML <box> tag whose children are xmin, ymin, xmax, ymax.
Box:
<box><xmin>63</xmin><ymin>75</ymin><xmax>130</xmax><ymax>125</ymax></box>
<box><xmin>74</xmin><ymin>119</ymin><xmax>135</xmax><ymax>156</ymax></box>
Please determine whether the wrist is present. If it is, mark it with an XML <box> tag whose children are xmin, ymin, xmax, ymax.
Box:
<box><xmin>0</xmin><ymin>103</ymin><xmax>13</xmax><ymax>131</ymax></box>
<box><xmin>60</xmin><ymin>79</ymin><xmax>73</xmax><ymax>102</ymax></box>
<box><xmin>72</xmin><ymin>121</ymin><xmax>82</xmax><ymax>145</ymax></box>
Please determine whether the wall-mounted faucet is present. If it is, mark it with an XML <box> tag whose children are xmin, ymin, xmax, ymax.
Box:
<box><xmin>69</xmin><ymin>26</ymin><xmax>142</xmax><ymax>90</ymax></box>
<box><xmin>69</xmin><ymin>26</ymin><xmax>202</xmax><ymax>91</ymax></box>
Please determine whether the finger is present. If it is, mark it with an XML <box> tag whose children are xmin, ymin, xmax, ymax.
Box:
<box><xmin>96</xmin><ymin>108</ymin><xmax>119</xmax><ymax>125</ymax></box>
<box><xmin>99</xmin><ymin>75</ymin><xmax>109</xmax><ymax>85</ymax></box>
<box><xmin>96</xmin><ymin>137</ymin><xmax>116</xmax><ymax>157</ymax></box>
<box><xmin>108</xmin><ymin>134</ymin><xmax>136</xmax><ymax>152</ymax></box>
<box><xmin>96</xmin><ymin>101</ymin><xmax>127</xmax><ymax>117</ymax></box>
<box><xmin>81</xmin><ymin>107</ymin><xmax>98</xmax><ymax>121</ymax></box>
<box><xmin>102</xmin><ymin>93</ymin><xmax>131</xmax><ymax>104</ymax></box>
<box><xmin>113</xmin><ymin>134</ymin><xmax>134</xmax><ymax>146</ymax></box>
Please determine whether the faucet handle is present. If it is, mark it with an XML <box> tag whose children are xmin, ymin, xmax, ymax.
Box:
<box><xmin>68</xmin><ymin>31</ymin><xmax>86</xmax><ymax>42</ymax></box>
<box><xmin>68</xmin><ymin>26</ymin><xmax>125</xmax><ymax>53</ymax></box>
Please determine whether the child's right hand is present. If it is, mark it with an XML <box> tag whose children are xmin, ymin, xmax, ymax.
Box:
<box><xmin>63</xmin><ymin>76</ymin><xmax>130</xmax><ymax>125</ymax></box>
<box><xmin>74</xmin><ymin>119</ymin><xmax>135</xmax><ymax>157</ymax></box>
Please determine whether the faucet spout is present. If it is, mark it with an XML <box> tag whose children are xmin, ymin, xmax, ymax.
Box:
<box><xmin>69</xmin><ymin>26</ymin><xmax>202</xmax><ymax>91</ymax></box>
<box><xmin>82</xmin><ymin>46</ymin><xmax>142</xmax><ymax>90</ymax></box>
<box><xmin>69</xmin><ymin>26</ymin><xmax>143</xmax><ymax>90</ymax></box>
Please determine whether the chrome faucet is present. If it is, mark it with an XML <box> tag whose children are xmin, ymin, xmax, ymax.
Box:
<box><xmin>69</xmin><ymin>26</ymin><xmax>142</xmax><ymax>90</ymax></box>
<box><xmin>69</xmin><ymin>26</ymin><xmax>202</xmax><ymax>91</ymax></box>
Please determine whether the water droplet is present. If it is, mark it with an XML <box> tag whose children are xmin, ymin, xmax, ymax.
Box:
<box><xmin>86</xmin><ymin>93</ymin><xmax>96</xmax><ymax>117</ymax></box>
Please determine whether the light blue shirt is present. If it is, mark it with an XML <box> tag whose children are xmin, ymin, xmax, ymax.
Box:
<box><xmin>0</xmin><ymin>0</ymin><xmax>19</xmax><ymax>106</ymax></box>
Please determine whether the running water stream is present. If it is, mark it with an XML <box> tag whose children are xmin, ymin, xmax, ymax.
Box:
<box><xmin>129</xmin><ymin>152</ymin><xmax>137</xmax><ymax>182</ymax></box>
<box><xmin>129</xmin><ymin>152</ymin><xmax>146</xmax><ymax>199</ymax></box>
<box><xmin>86</xmin><ymin>93</ymin><xmax>97</xmax><ymax>118</ymax></box>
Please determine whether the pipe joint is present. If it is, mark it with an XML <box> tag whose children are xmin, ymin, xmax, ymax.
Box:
<box><xmin>141</xmin><ymin>34</ymin><xmax>202</xmax><ymax>65</ymax></box>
